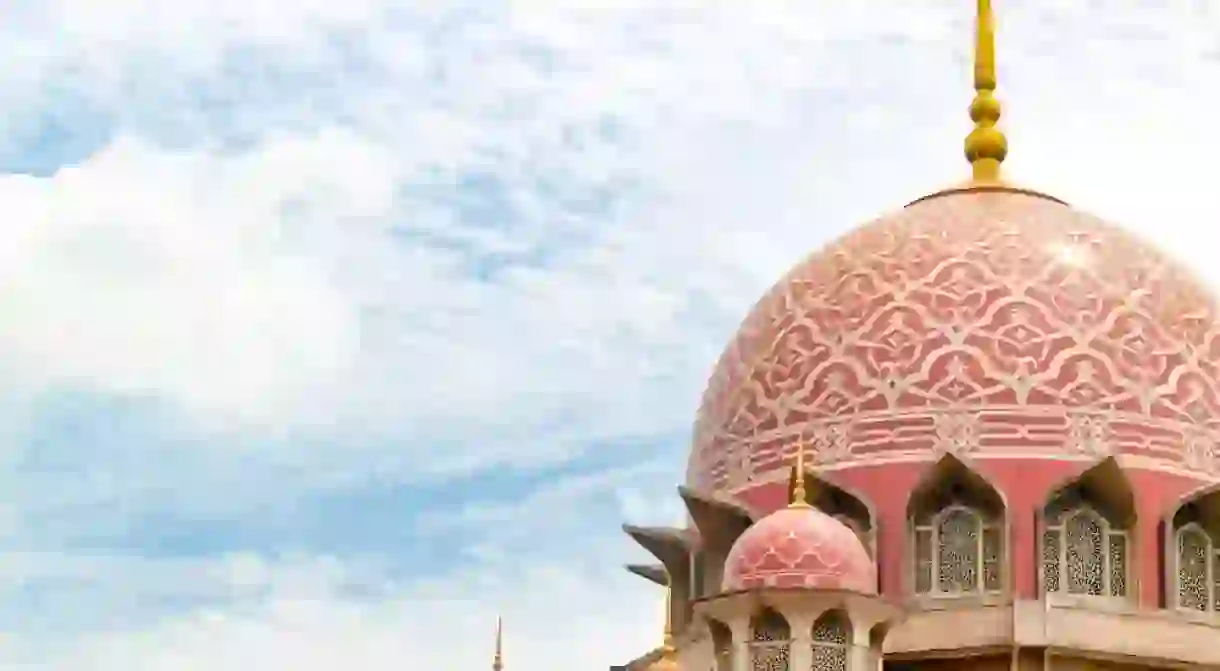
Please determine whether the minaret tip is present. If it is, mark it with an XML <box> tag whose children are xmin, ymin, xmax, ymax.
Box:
<box><xmin>492</xmin><ymin>616</ymin><xmax>504</xmax><ymax>671</ymax></box>
<box><xmin>790</xmin><ymin>441</ymin><xmax>811</xmax><ymax>509</ymax></box>
<box><xmin>964</xmin><ymin>0</ymin><xmax>1008</xmax><ymax>183</ymax></box>
<box><xmin>650</xmin><ymin>578</ymin><xmax>680</xmax><ymax>671</ymax></box>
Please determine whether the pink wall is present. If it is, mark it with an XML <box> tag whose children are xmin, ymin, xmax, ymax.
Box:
<box><xmin>735</xmin><ymin>458</ymin><xmax>1210</xmax><ymax>606</ymax></box>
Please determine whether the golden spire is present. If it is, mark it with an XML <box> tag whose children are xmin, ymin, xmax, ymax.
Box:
<box><xmin>650</xmin><ymin>580</ymin><xmax>680</xmax><ymax>671</ymax></box>
<box><xmin>790</xmin><ymin>441</ymin><xmax>811</xmax><ymax>509</ymax></box>
<box><xmin>492</xmin><ymin>616</ymin><xmax>503</xmax><ymax>671</ymax></box>
<box><xmin>964</xmin><ymin>0</ymin><xmax>1008</xmax><ymax>183</ymax></box>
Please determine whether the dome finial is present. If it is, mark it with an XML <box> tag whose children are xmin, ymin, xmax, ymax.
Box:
<box><xmin>790</xmin><ymin>441</ymin><xmax>811</xmax><ymax>509</ymax></box>
<box><xmin>492</xmin><ymin>616</ymin><xmax>504</xmax><ymax>671</ymax></box>
<box><xmin>965</xmin><ymin>0</ymin><xmax>1008</xmax><ymax>183</ymax></box>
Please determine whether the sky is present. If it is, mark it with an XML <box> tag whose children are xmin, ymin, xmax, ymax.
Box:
<box><xmin>0</xmin><ymin>0</ymin><xmax>1218</xmax><ymax>668</ymax></box>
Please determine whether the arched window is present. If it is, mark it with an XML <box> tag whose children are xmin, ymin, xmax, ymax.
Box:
<box><xmin>1174</xmin><ymin>523</ymin><xmax>1220</xmax><ymax>613</ymax></box>
<box><xmin>832</xmin><ymin>514</ymin><xmax>874</xmax><ymax>558</ymax></box>
<box><xmin>913</xmin><ymin>504</ymin><xmax>1002</xmax><ymax>595</ymax></box>
<box><xmin>1040</xmin><ymin>463</ymin><xmax>1134</xmax><ymax>599</ymax></box>
<box><xmin>1042</xmin><ymin>506</ymin><xmax>1128</xmax><ymax>597</ymax></box>
<box><xmin>794</xmin><ymin>468</ymin><xmax>875</xmax><ymax>560</ymax></box>
<box><xmin>749</xmin><ymin>608</ymin><xmax>790</xmax><ymax>671</ymax></box>
<box><xmin>907</xmin><ymin>454</ymin><xmax>1006</xmax><ymax>597</ymax></box>
<box><xmin>810</xmin><ymin>610</ymin><xmax>850</xmax><ymax>671</ymax></box>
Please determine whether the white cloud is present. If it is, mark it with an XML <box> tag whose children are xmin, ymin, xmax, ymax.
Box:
<box><xmin>0</xmin><ymin>134</ymin><xmax>374</xmax><ymax>424</ymax></box>
<box><xmin>0</xmin><ymin>545</ymin><xmax>665</xmax><ymax>671</ymax></box>
<box><xmin>26</xmin><ymin>0</ymin><xmax>392</xmax><ymax>63</ymax></box>
<box><xmin>41</xmin><ymin>566</ymin><xmax>657</xmax><ymax>671</ymax></box>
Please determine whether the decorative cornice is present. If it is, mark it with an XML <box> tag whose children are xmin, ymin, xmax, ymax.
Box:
<box><xmin>622</xmin><ymin>524</ymin><xmax>693</xmax><ymax>570</ymax></box>
<box><xmin>625</xmin><ymin>563</ymin><xmax>670</xmax><ymax>586</ymax></box>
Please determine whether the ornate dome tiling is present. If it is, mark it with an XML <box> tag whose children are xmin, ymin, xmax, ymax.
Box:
<box><xmin>722</xmin><ymin>505</ymin><xmax>875</xmax><ymax>593</ymax></box>
<box><xmin>689</xmin><ymin>190</ymin><xmax>1220</xmax><ymax>491</ymax></box>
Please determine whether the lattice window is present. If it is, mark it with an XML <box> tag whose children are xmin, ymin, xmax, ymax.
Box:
<box><xmin>983</xmin><ymin>524</ymin><xmax>1002</xmax><ymax>591</ymax></box>
<box><xmin>912</xmin><ymin>505</ymin><xmax>1001</xmax><ymax>596</ymax></box>
<box><xmin>1108</xmin><ymin>533</ymin><xmax>1127</xmax><ymax>597</ymax></box>
<box><xmin>1042</xmin><ymin>506</ymin><xmax>1128</xmax><ymax>598</ymax></box>
<box><xmin>1174</xmin><ymin>523</ymin><xmax>1220</xmax><ymax>613</ymax></box>
<box><xmin>749</xmin><ymin>610</ymin><xmax>791</xmax><ymax>671</ymax></box>
<box><xmin>810</xmin><ymin>611</ymin><xmax>849</xmax><ymax>671</ymax></box>
<box><xmin>1041</xmin><ymin>526</ymin><xmax>1060</xmax><ymax>593</ymax></box>
<box><xmin>1213</xmin><ymin>548</ymin><xmax>1220</xmax><ymax>614</ymax></box>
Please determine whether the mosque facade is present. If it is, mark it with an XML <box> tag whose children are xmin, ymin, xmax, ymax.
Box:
<box><xmin>619</xmin><ymin>1</ymin><xmax>1220</xmax><ymax>670</ymax></box>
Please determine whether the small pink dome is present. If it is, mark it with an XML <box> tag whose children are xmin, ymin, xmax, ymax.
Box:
<box><xmin>722</xmin><ymin>505</ymin><xmax>875</xmax><ymax>594</ymax></box>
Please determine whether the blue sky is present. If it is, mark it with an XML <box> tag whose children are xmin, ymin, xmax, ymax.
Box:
<box><xmin>0</xmin><ymin>0</ymin><xmax>1217</xmax><ymax>668</ymax></box>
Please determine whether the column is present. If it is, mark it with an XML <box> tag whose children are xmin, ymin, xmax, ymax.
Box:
<box><xmin>850</xmin><ymin>620</ymin><xmax>872</xmax><ymax>671</ymax></box>
<box><xmin>1009</xmin><ymin>498</ymin><xmax>1036</xmax><ymax>599</ymax></box>
<box><xmin>786</xmin><ymin>612</ymin><xmax>814</xmax><ymax>671</ymax></box>
<box><xmin>728</xmin><ymin>619</ymin><xmax>751</xmax><ymax>671</ymax></box>
<box><xmin>1135</xmin><ymin>498</ymin><xmax>1164</xmax><ymax>608</ymax></box>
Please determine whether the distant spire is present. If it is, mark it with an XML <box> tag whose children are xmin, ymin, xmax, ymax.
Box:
<box><xmin>650</xmin><ymin>578</ymin><xmax>680</xmax><ymax>671</ymax></box>
<box><xmin>964</xmin><ymin>0</ymin><xmax>1008</xmax><ymax>183</ymax></box>
<box><xmin>790</xmin><ymin>441</ymin><xmax>811</xmax><ymax>509</ymax></box>
<box><xmin>492</xmin><ymin>616</ymin><xmax>503</xmax><ymax>671</ymax></box>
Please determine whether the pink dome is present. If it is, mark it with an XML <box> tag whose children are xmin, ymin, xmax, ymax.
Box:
<box><xmin>722</xmin><ymin>504</ymin><xmax>875</xmax><ymax>593</ymax></box>
<box><xmin>689</xmin><ymin>188</ymin><xmax>1220</xmax><ymax>492</ymax></box>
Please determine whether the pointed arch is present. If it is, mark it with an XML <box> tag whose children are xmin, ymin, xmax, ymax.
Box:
<box><xmin>906</xmin><ymin>453</ymin><xmax>1006</xmax><ymax>596</ymax></box>
<box><xmin>679</xmin><ymin>485</ymin><xmax>755</xmax><ymax>598</ymax></box>
<box><xmin>748</xmin><ymin>607</ymin><xmax>791</xmax><ymax>671</ymax></box>
<box><xmin>1040</xmin><ymin>457</ymin><xmax>1134</xmax><ymax>599</ymax></box>
<box><xmin>868</xmin><ymin>621</ymin><xmax>892</xmax><ymax>661</ymax></box>
<box><xmin>810</xmin><ymin>610</ymin><xmax>850</xmax><ymax>671</ymax></box>
<box><xmin>1168</xmin><ymin>484</ymin><xmax>1220</xmax><ymax>613</ymax></box>
<box><xmin>622</xmin><ymin>524</ymin><xmax>692</xmax><ymax>631</ymax></box>
<box><xmin>789</xmin><ymin>466</ymin><xmax>877</xmax><ymax>556</ymax></box>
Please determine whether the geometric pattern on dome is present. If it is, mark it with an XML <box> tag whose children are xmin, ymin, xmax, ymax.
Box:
<box><xmin>1065</xmin><ymin>412</ymin><xmax>1113</xmax><ymax>457</ymax></box>
<box><xmin>723</xmin><ymin>506</ymin><xmax>876</xmax><ymax>594</ymax></box>
<box><xmin>690</xmin><ymin>191</ymin><xmax>1220</xmax><ymax>490</ymax></box>
<box><xmin>933</xmin><ymin>411</ymin><xmax>982</xmax><ymax>457</ymax></box>
<box><xmin>1185</xmin><ymin>428</ymin><xmax>1218</xmax><ymax>475</ymax></box>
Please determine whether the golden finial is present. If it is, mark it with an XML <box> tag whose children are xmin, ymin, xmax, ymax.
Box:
<box><xmin>492</xmin><ymin>616</ymin><xmax>504</xmax><ymax>671</ymax></box>
<box><xmin>790</xmin><ymin>441</ymin><xmax>811</xmax><ymax>509</ymax></box>
<box><xmin>964</xmin><ymin>0</ymin><xmax>1007</xmax><ymax>183</ymax></box>
<box><xmin>650</xmin><ymin>579</ymin><xmax>680</xmax><ymax>671</ymax></box>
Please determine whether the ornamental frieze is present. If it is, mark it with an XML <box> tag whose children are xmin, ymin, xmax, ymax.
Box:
<box><xmin>933</xmin><ymin>412</ymin><xmax>981</xmax><ymax>457</ymax></box>
<box><xmin>1184</xmin><ymin>429</ymin><xmax>1217</xmax><ymax>475</ymax></box>
<box><xmin>1066</xmin><ymin>412</ymin><xmax>1112</xmax><ymax>457</ymax></box>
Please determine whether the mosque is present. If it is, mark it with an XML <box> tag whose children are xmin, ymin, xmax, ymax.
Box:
<box><xmin>613</xmin><ymin>1</ymin><xmax>1220</xmax><ymax>670</ymax></box>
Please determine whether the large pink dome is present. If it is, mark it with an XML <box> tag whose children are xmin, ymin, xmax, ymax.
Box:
<box><xmin>722</xmin><ymin>504</ymin><xmax>875</xmax><ymax>593</ymax></box>
<box><xmin>689</xmin><ymin>187</ymin><xmax>1220</xmax><ymax>492</ymax></box>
